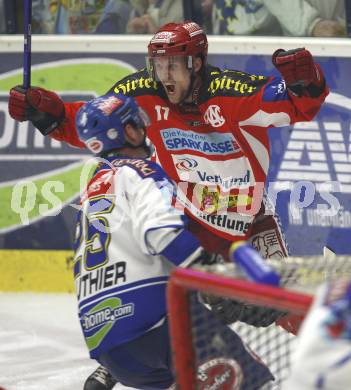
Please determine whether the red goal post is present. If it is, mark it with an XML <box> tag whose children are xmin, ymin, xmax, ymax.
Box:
<box><xmin>167</xmin><ymin>256</ymin><xmax>351</xmax><ymax>389</ymax></box>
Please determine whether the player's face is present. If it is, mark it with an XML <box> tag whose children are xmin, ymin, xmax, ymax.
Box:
<box><xmin>153</xmin><ymin>56</ymin><xmax>192</xmax><ymax>104</ymax></box>
<box><xmin>125</xmin><ymin>124</ymin><xmax>146</xmax><ymax>147</ymax></box>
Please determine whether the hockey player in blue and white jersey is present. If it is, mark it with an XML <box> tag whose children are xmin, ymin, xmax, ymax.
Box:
<box><xmin>74</xmin><ymin>93</ymin><xmax>274</xmax><ymax>390</ymax></box>
<box><xmin>284</xmin><ymin>277</ymin><xmax>351</xmax><ymax>390</ymax></box>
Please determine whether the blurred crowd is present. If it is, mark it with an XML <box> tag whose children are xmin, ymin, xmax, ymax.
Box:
<box><xmin>0</xmin><ymin>0</ymin><xmax>350</xmax><ymax>37</ymax></box>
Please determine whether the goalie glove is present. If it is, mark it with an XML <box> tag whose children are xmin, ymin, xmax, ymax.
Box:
<box><xmin>8</xmin><ymin>85</ymin><xmax>65</xmax><ymax>135</ymax></box>
<box><xmin>189</xmin><ymin>249</ymin><xmax>286</xmax><ymax>327</ymax></box>
<box><xmin>236</xmin><ymin>303</ymin><xmax>286</xmax><ymax>327</ymax></box>
<box><xmin>202</xmin><ymin>295</ymin><xmax>286</xmax><ymax>327</ymax></box>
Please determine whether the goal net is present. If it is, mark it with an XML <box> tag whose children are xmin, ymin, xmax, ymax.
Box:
<box><xmin>167</xmin><ymin>255</ymin><xmax>351</xmax><ymax>390</ymax></box>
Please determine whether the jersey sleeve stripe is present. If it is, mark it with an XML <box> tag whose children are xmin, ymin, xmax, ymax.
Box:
<box><xmin>160</xmin><ymin>229</ymin><xmax>201</xmax><ymax>266</ymax></box>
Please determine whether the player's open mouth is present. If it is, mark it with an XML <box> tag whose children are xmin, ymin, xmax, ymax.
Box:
<box><xmin>165</xmin><ymin>84</ymin><xmax>175</xmax><ymax>94</ymax></box>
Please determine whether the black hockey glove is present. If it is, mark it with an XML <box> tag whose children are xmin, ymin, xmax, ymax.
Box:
<box><xmin>237</xmin><ymin>303</ymin><xmax>287</xmax><ymax>327</ymax></box>
<box><xmin>202</xmin><ymin>295</ymin><xmax>244</xmax><ymax>325</ymax></box>
<box><xmin>9</xmin><ymin>85</ymin><xmax>65</xmax><ymax>135</ymax></box>
<box><xmin>189</xmin><ymin>250</ymin><xmax>225</xmax><ymax>267</ymax></box>
<box><xmin>191</xmin><ymin>250</ymin><xmax>286</xmax><ymax>327</ymax></box>
<box><xmin>203</xmin><ymin>295</ymin><xmax>286</xmax><ymax>327</ymax></box>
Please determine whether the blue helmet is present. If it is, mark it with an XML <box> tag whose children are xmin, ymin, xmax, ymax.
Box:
<box><xmin>76</xmin><ymin>93</ymin><xmax>148</xmax><ymax>155</ymax></box>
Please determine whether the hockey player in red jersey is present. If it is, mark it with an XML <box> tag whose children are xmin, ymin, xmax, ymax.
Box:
<box><xmin>8</xmin><ymin>21</ymin><xmax>328</xmax><ymax>264</ymax></box>
<box><xmin>8</xmin><ymin>20</ymin><xmax>328</xmax><ymax>390</ymax></box>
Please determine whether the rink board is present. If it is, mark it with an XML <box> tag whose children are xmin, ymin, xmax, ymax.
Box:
<box><xmin>0</xmin><ymin>36</ymin><xmax>350</xmax><ymax>259</ymax></box>
<box><xmin>0</xmin><ymin>250</ymin><xmax>74</xmax><ymax>292</ymax></box>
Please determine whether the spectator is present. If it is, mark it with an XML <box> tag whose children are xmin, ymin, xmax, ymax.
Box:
<box><xmin>55</xmin><ymin>0</ymin><xmax>106</xmax><ymax>34</ymax></box>
<box><xmin>306</xmin><ymin>0</ymin><xmax>346</xmax><ymax>37</ymax></box>
<box><xmin>32</xmin><ymin>0</ymin><xmax>121</xmax><ymax>34</ymax></box>
<box><xmin>126</xmin><ymin>0</ymin><xmax>184</xmax><ymax>34</ymax></box>
<box><xmin>212</xmin><ymin>0</ymin><xmax>282</xmax><ymax>36</ymax></box>
<box><xmin>212</xmin><ymin>0</ymin><xmax>346</xmax><ymax>37</ymax></box>
<box><xmin>94</xmin><ymin>0</ymin><xmax>132</xmax><ymax>34</ymax></box>
<box><xmin>32</xmin><ymin>0</ymin><xmax>57</xmax><ymax>34</ymax></box>
<box><xmin>183</xmin><ymin>0</ymin><xmax>204</xmax><ymax>28</ymax></box>
<box><xmin>200</xmin><ymin>0</ymin><xmax>214</xmax><ymax>33</ymax></box>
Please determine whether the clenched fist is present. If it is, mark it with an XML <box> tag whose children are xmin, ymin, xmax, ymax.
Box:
<box><xmin>9</xmin><ymin>85</ymin><xmax>65</xmax><ymax>135</ymax></box>
<box><xmin>272</xmin><ymin>48</ymin><xmax>323</xmax><ymax>88</ymax></box>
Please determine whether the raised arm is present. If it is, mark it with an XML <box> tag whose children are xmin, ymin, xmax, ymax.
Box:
<box><xmin>8</xmin><ymin>85</ymin><xmax>86</xmax><ymax>148</ymax></box>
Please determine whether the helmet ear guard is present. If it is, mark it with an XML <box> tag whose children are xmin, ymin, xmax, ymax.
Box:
<box><xmin>76</xmin><ymin>93</ymin><xmax>149</xmax><ymax>155</ymax></box>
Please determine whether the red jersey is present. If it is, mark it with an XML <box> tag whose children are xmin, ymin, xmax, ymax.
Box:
<box><xmin>50</xmin><ymin>65</ymin><xmax>328</xmax><ymax>251</ymax></box>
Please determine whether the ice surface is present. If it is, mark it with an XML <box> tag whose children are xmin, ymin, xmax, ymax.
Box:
<box><xmin>0</xmin><ymin>293</ymin><xmax>133</xmax><ymax>390</ymax></box>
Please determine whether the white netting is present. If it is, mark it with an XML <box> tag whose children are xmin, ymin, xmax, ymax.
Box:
<box><xmin>195</xmin><ymin>255</ymin><xmax>351</xmax><ymax>293</ymax></box>
<box><xmin>187</xmin><ymin>255</ymin><xmax>351</xmax><ymax>389</ymax></box>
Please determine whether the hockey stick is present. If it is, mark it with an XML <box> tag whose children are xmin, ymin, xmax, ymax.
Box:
<box><xmin>230</xmin><ymin>241</ymin><xmax>281</xmax><ymax>286</ymax></box>
<box><xmin>23</xmin><ymin>0</ymin><xmax>32</xmax><ymax>89</ymax></box>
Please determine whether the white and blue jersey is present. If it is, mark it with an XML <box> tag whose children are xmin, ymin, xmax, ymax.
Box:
<box><xmin>73</xmin><ymin>156</ymin><xmax>202</xmax><ymax>359</ymax></box>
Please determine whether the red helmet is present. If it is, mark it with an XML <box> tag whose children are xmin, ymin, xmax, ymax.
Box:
<box><xmin>148</xmin><ymin>21</ymin><xmax>208</xmax><ymax>59</ymax></box>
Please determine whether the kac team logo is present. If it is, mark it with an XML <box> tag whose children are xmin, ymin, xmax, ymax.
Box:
<box><xmin>204</xmin><ymin>105</ymin><xmax>225</xmax><ymax>127</ymax></box>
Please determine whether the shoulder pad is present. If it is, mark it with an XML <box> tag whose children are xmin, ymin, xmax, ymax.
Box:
<box><xmin>108</xmin><ymin>69</ymin><xmax>161</xmax><ymax>97</ymax></box>
<box><xmin>203</xmin><ymin>66</ymin><xmax>269</xmax><ymax>99</ymax></box>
